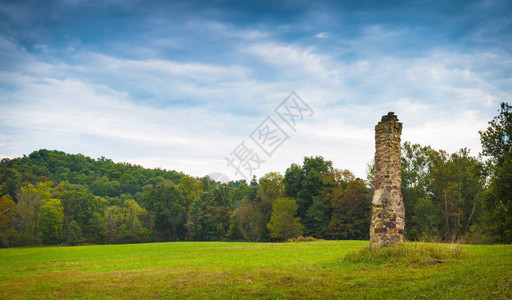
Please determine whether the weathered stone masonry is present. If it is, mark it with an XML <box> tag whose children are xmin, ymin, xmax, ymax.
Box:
<box><xmin>370</xmin><ymin>112</ymin><xmax>405</xmax><ymax>248</ymax></box>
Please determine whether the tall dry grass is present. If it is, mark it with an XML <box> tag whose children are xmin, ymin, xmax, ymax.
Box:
<box><xmin>342</xmin><ymin>242</ymin><xmax>467</xmax><ymax>266</ymax></box>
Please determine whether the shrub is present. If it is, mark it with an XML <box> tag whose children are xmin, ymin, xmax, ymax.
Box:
<box><xmin>288</xmin><ymin>236</ymin><xmax>319</xmax><ymax>242</ymax></box>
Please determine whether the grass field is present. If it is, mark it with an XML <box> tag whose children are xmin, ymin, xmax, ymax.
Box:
<box><xmin>0</xmin><ymin>241</ymin><xmax>511</xmax><ymax>299</ymax></box>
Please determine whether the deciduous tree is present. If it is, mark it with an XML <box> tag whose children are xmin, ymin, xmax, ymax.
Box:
<box><xmin>327</xmin><ymin>179</ymin><xmax>369</xmax><ymax>240</ymax></box>
<box><xmin>479</xmin><ymin>102</ymin><xmax>512</xmax><ymax>242</ymax></box>
<box><xmin>38</xmin><ymin>198</ymin><xmax>63</xmax><ymax>244</ymax></box>
<box><xmin>267</xmin><ymin>197</ymin><xmax>302</xmax><ymax>241</ymax></box>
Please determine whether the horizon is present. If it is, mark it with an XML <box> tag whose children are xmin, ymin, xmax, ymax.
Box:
<box><xmin>1</xmin><ymin>0</ymin><xmax>511</xmax><ymax>180</ymax></box>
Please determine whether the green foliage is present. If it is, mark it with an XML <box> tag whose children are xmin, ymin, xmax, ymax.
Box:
<box><xmin>226</xmin><ymin>213</ymin><xmax>246</xmax><ymax>241</ymax></box>
<box><xmin>303</xmin><ymin>198</ymin><xmax>330</xmax><ymax>238</ymax></box>
<box><xmin>327</xmin><ymin>179</ymin><xmax>370</xmax><ymax>240</ymax></box>
<box><xmin>90</xmin><ymin>176</ymin><xmax>121</xmax><ymax>197</ymax></box>
<box><xmin>122</xmin><ymin>199</ymin><xmax>149</xmax><ymax>243</ymax></box>
<box><xmin>38</xmin><ymin>198</ymin><xmax>64</xmax><ymax>244</ymax></box>
<box><xmin>479</xmin><ymin>102</ymin><xmax>512</xmax><ymax>243</ymax></box>
<box><xmin>282</xmin><ymin>164</ymin><xmax>303</xmax><ymax>199</ymax></box>
<box><xmin>481</xmin><ymin>152</ymin><xmax>512</xmax><ymax>243</ymax></box>
<box><xmin>267</xmin><ymin>197</ymin><xmax>302</xmax><ymax>241</ymax></box>
<box><xmin>56</xmin><ymin>185</ymin><xmax>107</xmax><ymax>244</ymax></box>
<box><xmin>0</xmin><ymin>168</ymin><xmax>22</xmax><ymax>199</ymax></box>
<box><xmin>1</xmin><ymin>149</ymin><xmax>182</xmax><ymax>200</ymax></box>
<box><xmin>0</xmin><ymin>150</ymin><xmax>187</xmax><ymax>247</ymax></box>
<box><xmin>87</xmin><ymin>211</ymin><xmax>107</xmax><ymax>244</ymax></box>
<box><xmin>288</xmin><ymin>235</ymin><xmax>318</xmax><ymax>242</ymax></box>
<box><xmin>211</xmin><ymin>185</ymin><xmax>234</xmax><ymax>209</ymax></box>
<box><xmin>253</xmin><ymin>172</ymin><xmax>284</xmax><ymax>241</ymax></box>
<box><xmin>281</xmin><ymin>159</ymin><xmax>372</xmax><ymax>241</ymax></box>
<box><xmin>296</xmin><ymin>156</ymin><xmax>332</xmax><ymax>218</ymax></box>
<box><xmin>143</xmin><ymin>181</ymin><xmax>188</xmax><ymax>241</ymax></box>
<box><xmin>178</xmin><ymin>175</ymin><xmax>204</xmax><ymax>210</ymax></box>
<box><xmin>428</xmin><ymin>148</ymin><xmax>484</xmax><ymax>240</ymax></box>
<box><xmin>235</xmin><ymin>203</ymin><xmax>258</xmax><ymax>241</ymax></box>
<box><xmin>283</xmin><ymin>157</ymin><xmax>334</xmax><ymax>236</ymax></box>
<box><xmin>410</xmin><ymin>197</ymin><xmax>440</xmax><ymax>239</ymax></box>
<box><xmin>296</xmin><ymin>168</ymin><xmax>322</xmax><ymax>218</ymax></box>
<box><xmin>106</xmin><ymin>199</ymin><xmax>149</xmax><ymax>244</ymax></box>
<box><xmin>399</xmin><ymin>142</ymin><xmax>485</xmax><ymax>242</ymax></box>
<box><xmin>0</xmin><ymin>193</ymin><xmax>16</xmax><ymax>231</ymax></box>
<box><xmin>259</xmin><ymin>172</ymin><xmax>284</xmax><ymax>201</ymax></box>
<box><xmin>480</xmin><ymin>102</ymin><xmax>512</xmax><ymax>165</ymax></box>
<box><xmin>186</xmin><ymin>191</ymin><xmax>230</xmax><ymax>241</ymax></box>
<box><xmin>1</xmin><ymin>117</ymin><xmax>510</xmax><ymax>249</ymax></box>
<box><xmin>231</xmin><ymin>181</ymin><xmax>250</xmax><ymax>209</ymax></box>
<box><xmin>15</xmin><ymin>182</ymin><xmax>52</xmax><ymax>241</ymax></box>
<box><xmin>401</xmin><ymin>142</ymin><xmax>431</xmax><ymax>238</ymax></box>
<box><xmin>64</xmin><ymin>219</ymin><xmax>83</xmax><ymax>245</ymax></box>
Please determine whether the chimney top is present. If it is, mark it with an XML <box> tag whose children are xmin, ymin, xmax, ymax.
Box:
<box><xmin>380</xmin><ymin>112</ymin><xmax>399</xmax><ymax>123</ymax></box>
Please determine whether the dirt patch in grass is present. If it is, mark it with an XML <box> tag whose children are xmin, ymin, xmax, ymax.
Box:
<box><xmin>413</xmin><ymin>257</ymin><xmax>443</xmax><ymax>266</ymax></box>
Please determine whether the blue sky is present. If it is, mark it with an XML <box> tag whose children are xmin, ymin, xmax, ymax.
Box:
<box><xmin>1</xmin><ymin>0</ymin><xmax>511</xmax><ymax>180</ymax></box>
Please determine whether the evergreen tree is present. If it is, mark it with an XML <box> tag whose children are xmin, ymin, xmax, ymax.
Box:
<box><xmin>226</xmin><ymin>214</ymin><xmax>245</xmax><ymax>241</ymax></box>
<box><xmin>303</xmin><ymin>198</ymin><xmax>330</xmax><ymax>238</ymax></box>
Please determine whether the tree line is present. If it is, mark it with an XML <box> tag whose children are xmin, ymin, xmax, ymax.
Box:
<box><xmin>0</xmin><ymin>102</ymin><xmax>510</xmax><ymax>247</ymax></box>
<box><xmin>397</xmin><ymin>102</ymin><xmax>511</xmax><ymax>243</ymax></box>
<box><xmin>0</xmin><ymin>151</ymin><xmax>369</xmax><ymax>246</ymax></box>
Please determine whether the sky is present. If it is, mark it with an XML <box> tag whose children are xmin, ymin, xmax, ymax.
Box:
<box><xmin>1</xmin><ymin>0</ymin><xmax>511</xmax><ymax>181</ymax></box>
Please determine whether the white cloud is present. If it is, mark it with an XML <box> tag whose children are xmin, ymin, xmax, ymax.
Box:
<box><xmin>0</xmin><ymin>75</ymin><xmax>251</xmax><ymax>175</ymax></box>
<box><xmin>315</xmin><ymin>32</ymin><xmax>328</xmax><ymax>39</ymax></box>
<box><xmin>244</xmin><ymin>42</ymin><xmax>339</xmax><ymax>79</ymax></box>
<box><xmin>0</xmin><ymin>37</ymin><xmax>52</xmax><ymax>74</ymax></box>
<box><xmin>1</xmin><ymin>31</ymin><xmax>511</xmax><ymax>180</ymax></box>
<box><xmin>360</xmin><ymin>25</ymin><xmax>407</xmax><ymax>40</ymax></box>
<box><xmin>90</xmin><ymin>53</ymin><xmax>250</xmax><ymax>82</ymax></box>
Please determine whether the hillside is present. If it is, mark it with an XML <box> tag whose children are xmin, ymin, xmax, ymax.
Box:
<box><xmin>0</xmin><ymin>149</ymin><xmax>183</xmax><ymax>200</ymax></box>
<box><xmin>1</xmin><ymin>150</ymin><xmax>372</xmax><ymax>247</ymax></box>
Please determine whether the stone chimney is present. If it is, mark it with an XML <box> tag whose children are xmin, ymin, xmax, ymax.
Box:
<box><xmin>370</xmin><ymin>112</ymin><xmax>405</xmax><ymax>248</ymax></box>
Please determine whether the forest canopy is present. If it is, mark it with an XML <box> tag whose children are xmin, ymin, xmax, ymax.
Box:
<box><xmin>0</xmin><ymin>102</ymin><xmax>511</xmax><ymax>247</ymax></box>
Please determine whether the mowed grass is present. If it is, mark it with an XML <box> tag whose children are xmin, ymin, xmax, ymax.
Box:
<box><xmin>0</xmin><ymin>241</ymin><xmax>511</xmax><ymax>299</ymax></box>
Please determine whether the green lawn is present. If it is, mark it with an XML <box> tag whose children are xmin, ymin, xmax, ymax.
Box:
<box><xmin>0</xmin><ymin>241</ymin><xmax>511</xmax><ymax>299</ymax></box>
